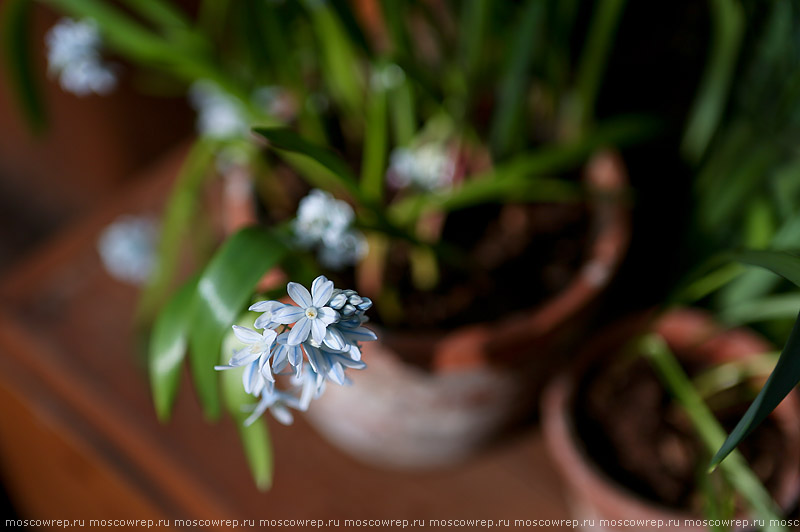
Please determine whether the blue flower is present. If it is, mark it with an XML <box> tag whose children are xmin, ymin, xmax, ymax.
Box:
<box><xmin>250</xmin><ymin>300</ymin><xmax>288</xmax><ymax>330</ymax></box>
<box><xmin>215</xmin><ymin>326</ymin><xmax>278</xmax><ymax>385</ymax></box>
<box><xmin>217</xmin><ymin>276</ymin><xmax>377</xmax><ymax>426</ymax></box>
<box><xmin>272</xmin><ymin>276</ymin><xmax>339</xmax><ymax>345</ymax></box>
<box><xmin>45</xmin><ymin>18</ymin><xmax>117</xmax><ymax>96</ymax></box>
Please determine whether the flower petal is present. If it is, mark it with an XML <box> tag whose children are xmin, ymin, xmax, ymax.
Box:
<box><xmin>327</xmin><ymin>362</ymin><xmax>345</xmax><ymax>385</ymax></box>
<box><xmin>272</xmin><ymin>305</ymin><xmax>305</xmax><ymax>324</ymax></box>
<box><xmin>229</xmin><ymin>346</ymin><xmax>260</xmax><ymax>366</ymax></box>
<box><xmin>311</xmin><ymin>276</ymin><xmax>334</xmax><ymax>307</ymax></box>
<box><xmin>317</xmin><ymin>306</ymin><xmax>339</xmax><ymax>326</ymax></box>
<box><xmin>242</xmin><ymin>360</ymin><xmax>262</xmax><ymax>395</ymax></box>
<box><xmin>343</xmin><ymin>326</ymin><xmax>377</xmax><ymax>343</ymax></box>
<box><xmin>270</xmin><ymin>404</ymin><xmax>294</xmax><ymax>425</ymax></box>
<box><xmin>287</xmin><ymin>316</ymin><xmax>311</xmax><ymax>345</ymax></box>
<box><xmin>248</xmin><ymin>300</ymin><xmax>283</xmax><ymax>312</ymax></box>
<box><xmin>287</xmin><ymin>282</ymin><xmax>312</xmax><ymax>307</ymax></box>
<box><xmin>323</xmin><ymin>327</ymin><xmax>347</xmax><ymax>351</ymax></box>
<box><xmin>232</xmin><ymin>325</ymin><xmax>263</xmax><ymax>344</ymax></box>
<box><xmin>310</xmin><ymin>318</ymin><xmax>327</xmax><ymax>345</ymax></box>
<box><xmin>288</xmin><ymin>344</ymin><xmax>303</xmax><ymax>367</ymax></box>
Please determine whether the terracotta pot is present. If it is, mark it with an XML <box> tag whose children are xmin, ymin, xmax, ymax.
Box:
<box><xmin>303</xmin><ymin>151</ymin><xmax>631</xmax><ymax>469</ymax></box>
<box><xmin>542</xmin><ymin>309</ymin><xmax>800</xmax><ymax>531</ymax></box>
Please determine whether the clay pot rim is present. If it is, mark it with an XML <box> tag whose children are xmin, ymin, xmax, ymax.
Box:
<box><xmin>541</xmin><ymin>308</ymin><xmax>800</xmax><ymax>528</ymax></box>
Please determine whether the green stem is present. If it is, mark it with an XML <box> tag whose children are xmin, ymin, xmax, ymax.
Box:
<box><xmin>640</xmin><ymin>333</ymin><xmax>787</xmax><ymax>531</ymax></box>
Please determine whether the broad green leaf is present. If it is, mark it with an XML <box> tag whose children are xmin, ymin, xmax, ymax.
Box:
<box><xmin>220</xmin><ymin>317</ymin><xmax>274</xmax><ymax>490</ymax></box>
<box><xmin>2</xmin><ymin>0</ymin><xmax>46</xmax><ymax>133</ymax></box>
<box><xmin>712</xmin><ymin>249</ymin><xmax>800</xmax><ymax>467</ymax></box>
<box><xmin>252</xmin><ymin>127</ymin><xmax>361</xmax><ymax>199</ymax></box>
<box><xmin>189</xmin><ymin>227</ymin><xmax>287</xmax><ymax>419</ymax></box>
<box><xmin>137</xmin><ymin>139</ymin><xmax>216</xmax><ymax>323</ymax></box>
<box><xmin>148</xmin><ymin>277</ymin><xmax>198</xmax><ymax>422</ymax></box>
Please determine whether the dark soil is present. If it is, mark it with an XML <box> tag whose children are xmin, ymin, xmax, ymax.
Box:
<box><xmin>382</xmin><ymin>199</ymin><xmax>590</xmax><ymax>330</ymax></box>
<box><xmin>573</xmin><ymin>353</ymin><xmax>787</xmax><ymax>514</ymax></box>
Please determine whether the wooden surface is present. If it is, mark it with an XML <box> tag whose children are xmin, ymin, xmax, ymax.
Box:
<box><xmin>0</xmin><ymin>146</ymin><xmax>572</xmax><ymax>531</ymax></box>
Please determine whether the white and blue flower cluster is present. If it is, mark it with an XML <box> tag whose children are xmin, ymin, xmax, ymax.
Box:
<box><xmin>45</xmin><ymin>18</ymin><xmax>117</xmax><ymax>96</ymax></box>
<box><xmin>292</xmin><ymin>189</ymin><xmax>368</xmax><ymax>270</ymax></box>
<box><xmin>216</xmin><ymin>275</ymin><xmax>375</xmax><ymax>426</ymax></box>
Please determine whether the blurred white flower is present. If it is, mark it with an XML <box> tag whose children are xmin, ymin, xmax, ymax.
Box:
<box><xmin>189</xmin><ymin>81</ymin><xmax>249</xmax><ymax>139</ymax></box>
<box><xmin>45</xmin><ymin>18</ymin><xmax>117</xmax><ymax>96</ymax></box>
<box><xmin>292</xmin><ymin>189</ymin><xmax>367</xmax><ymax>270</ymax></box>
<box><xmin>97</xmin><ymin>215</ymin><xmax>158</xmax><ymax>285</ymax></box>
<box><xmin>253</xmin><ymin>86</ymin><xmax>298</xmax><ymax>122</ymax></box>
<box><xmin>388</xmin><ymin>143</ymin><xmax>455</xmax><ymax>191</ymax></box>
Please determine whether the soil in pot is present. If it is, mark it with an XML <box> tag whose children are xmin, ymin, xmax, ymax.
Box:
<box><xmin>573</xmin><ymin>348</ymin><xmax>792</xmax><ymax>516</ymax></box>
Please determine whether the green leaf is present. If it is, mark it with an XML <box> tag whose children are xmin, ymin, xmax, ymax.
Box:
<box><xmin>572</xmin><ymin>0</ymin><xmax>627</xmax><ymax>129</ymax></box>
<box><xmin>2</xmin><ymin>0</ymin><xmax>47</xmax><ymax>133</ymax></box>
<box><xmin>681</xmin><ymin>0</ymin><xmax>744</xmax><ymax>163</ymax></box>
<box><xmin>302</xmin><ymin>0</ymin><xmax>363</xmax><ymax>113</ymax></box>
<box><xmin>734</xmin><ymin>249</ymin><xmax>800</xmax><ymax>288</ymax></box>
<box><xmin>712</xmin><ymin>249</ymin><xmax>800</xmax><ymax>467</ymax></box>
<box><xmin>188</xmin><ymin>227</ymin><xmax>287</xmax><ymax>420</ymax></box>
<box><xmin>137</xmin><ymin>139</ymin><xmax>216</xmax><ymax>323</ymax></box>
<box><xmin>641</xmin><ymin>334</ymin><xmax>785</xmax><ymax>529</ymax></box>
<box><xmin>235</xmin><ymin>417</ymin><xmax>273</xmax><ymax>491</ymax></box>
<box><xmin>252</xmin><ymin>127</ymin><xmax>362</xmax><ymax>199</ymax></box>
<box><xmin>489</xmin><ymin>0</ymin><xmax>545</xmax><ymax>158</ymax></box>
<box><xmin>220</xmin><ymin>317</ymin><xmax>273</xmax><ymax>490</ymax></box>
<box><xmin>148</xmin><ymin>277</ymin><xmax>198</xmax><ymax>423</ymax></box>
<box><xmin>360</xmin><ymin>77</ymin><xmax>389</xmax><ymax>203</ymax></box>
<box><xmin>390</xmin><ymin>115</ymin><xmax>656</xmax><ymax>225</ymax></box>
<box><xmin>711</xmin><ymin>311</ymin><xmax>800</xmax><ymax>472</ymax></box>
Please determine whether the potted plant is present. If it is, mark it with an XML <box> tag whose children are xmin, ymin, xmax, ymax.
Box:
<box><xmin>4</xmin><ymin>0</ymin><xmax>661</xmax><ymax>485</ymax></box>
<box><xmin>542</xmin><ymin>309</ymin><xmax>800</xmax><ymax>530</ymax></box>
<box><xmin>543</xmin><ymin>3</ymin><xmax>800</xmax><ymax>527</ymax></box>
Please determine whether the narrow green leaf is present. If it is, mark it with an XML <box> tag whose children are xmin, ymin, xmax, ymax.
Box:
<box><xmin>252</xmin><ymin>127</ymin><xmax>361</xmax><ymax>199</ymax></box>
<box><xmin>302</xmin><ymin>0</ymin><xmax>363</xmax><ymax>113</ymax></box>
<box><xmin>720</xmin><ymin>293</ymin><xmax>800</xmax><ymax>326</ymax></box>
<box><xmin>390</xmin><ymin>115</ymin><xmax>657</xmax><ymax>224</ymax></box>
<box><xmin>119</xmin><ymin>0</ymin><xmax>191</xmax><ymax>31</ymax></box>
<box><xmin>2</xmin><ymin>0</ymin><xmax>47</xmax><ymax>133</ymax></box>
<box><xmin>712</xmin><ymin>249</ymin><xmax>800</xmax><ymax>467</ymax></box>
<box><xmin>734</xmin><ymin>249</ymin><xmax>800</xmax><ymax>288</ymax></box>
<box><xmin>681</xmin><ymin>0</ymin><xmax>744</xmax><ymax>163</ymax></box>
<box><xmin>489</xmin><ymin>0</ymin><xmax>545</xmax><ymax>158</ymax></box>
<box><xmin>641</xmin><ymin>334</ymin><xmax>785</xmax><ymax>529</ymax></box>
<box><xmin>189</xmin><ymin>227</ymin><xmax>287</xmax><ymax>420</ymax></box>
<box><xmin>572</xmin><ymin>0</ymin><xmax>627</xmax><ymax>129</ymax></box>
<box><xmin>220</xmin><ymin>318</ymin><xmax>273</xmax><ymax>490</ymax></box>
<box><xmin>137</xmin><ymin>139</ymin><xmax>216</xmax><ymax>323</ymax></box>
<box><xmin>360</xmin><ymin>80</ymin><xmax>389</xmax><ymax>203</ymax></box>
<box><xmin>711</xmin><ymin>311</ymin><xmax>800</xmax><ymax>472</ymax></box>
<box><xmin>235</xmin><ymin>417</ymin><xmax>273</xmax><ymax>491</ymax></box>
<box><xmin>148</xmin><ymin>277</ymin><xmax>198</xmax><ymax>422</ymax></box>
